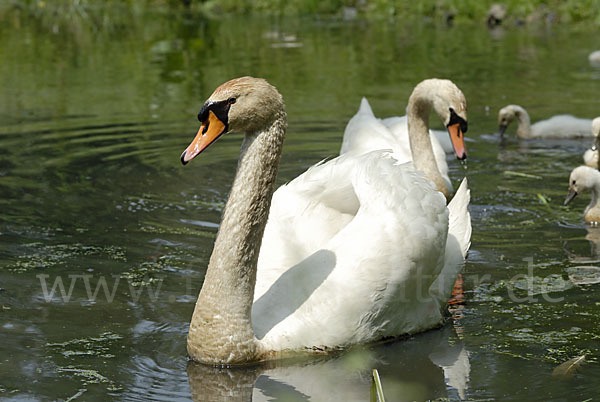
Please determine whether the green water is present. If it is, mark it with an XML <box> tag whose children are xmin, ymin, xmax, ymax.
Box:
<box><xmin>1</xmin><ymin>8</ymin><xmax>600</xmax><ymax>401</ymax></box>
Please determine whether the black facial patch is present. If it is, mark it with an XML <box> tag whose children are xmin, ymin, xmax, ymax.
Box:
<box><xmin>448</xmin><ymin>108</ymin><xmax>468</xmax><ymax>134</ymax></box>
<box><xmin>197</xmin><ymin>99</ymin><xmax>232</xmax><ymax>131</ymax></box>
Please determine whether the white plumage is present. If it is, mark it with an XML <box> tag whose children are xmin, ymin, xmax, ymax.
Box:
<box><xmin>255</xmin><ymin>151</ymin><xmax>471</xmax><ymax>350</ymax></box>
<box><xmin>582</xmin><ymin>117</ymin><xmax>600</xmax><ymax>168</ymax></box>
<box><xmin>184</xmin><ymin>77</ymin><xmax>471</xmax><ymax>365</ymax></box>
<box><xmin>498</xmin><ymin>104</ymin><xmax>593</xmax><ymax>139</ymax></box>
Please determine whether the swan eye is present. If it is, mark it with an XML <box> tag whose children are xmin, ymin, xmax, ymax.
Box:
<box><xmin>448</xmin><ymin>108</ymin><xmax>468</xmax><ymax>133</ymax></box>
<box><xmin>572</xmin><ymin>180</ymin><xmax>576</xmax><ymax>185</ymax></box>
<box><xmin>227</xmin><ymin>97</ymin><xmax>237</xmax><ymax>105</ymax></box>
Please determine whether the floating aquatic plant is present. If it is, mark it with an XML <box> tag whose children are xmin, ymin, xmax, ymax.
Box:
<box><xmin>370</xmin><ymin>369</ymin><xmax>385</xmax><ymax>402</ymax></box>
<box><xmin>552</xmin><ymin>355</ymin><xmax>586</xmax><ymax>380</ymax></box>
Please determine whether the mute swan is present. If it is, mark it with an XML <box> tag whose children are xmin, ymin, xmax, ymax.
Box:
<box><xmin>181</xmin><ymin>77</ymin><xmax>471</xmax><ymax>365</ymax></box>
<box><xmin>565</xmin><ymin>165</ymin><xmax>600</xmax><ymax>224</ymax></box>
<box><xmin>385</xmin><ymin>115</ymin><xmax>457</xmax><ymax>155</ymax></box>
<box><xmin>582</xmin><ymin>117</ymin><xmax>600</xmax><ymax>168</ymax></box>
<box><xmin>342</xmin><ymin>99</ymin><xmax>456</xmax><ymax>155</ymax></box>
<box><xmin>341</xmin><ymin>83</ymin><xmax>467</xmax><ymax>198</ymax></box>
<box><xmin>497</xmin><ymin>104</ymin><xmax>593</xmax><ymax>139</ymax></box>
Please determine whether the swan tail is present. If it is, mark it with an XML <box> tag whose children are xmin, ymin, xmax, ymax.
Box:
<box><xmin>358</xmin><ymin>97</ymin><xmax>374</xmax><ymax>116</ymax></box>
<box><xmin>429</xmin><ymin>177</ymin><xmax>471</xmax><ymax>306</ymax></box>
<box><xmin>447</xmin><ymin>177</ymin><xmax>471</xmax><ymax>259</ymax></box>
<box><xmin>341</xmin><ymin>97</ymin><xmax>394</xmax><ymax>155</ymax></box>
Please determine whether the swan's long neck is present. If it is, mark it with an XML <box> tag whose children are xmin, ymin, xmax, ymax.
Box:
<box><xmin>187</xmin><ymin>111</ymin><xmax>287</xmax><ymax>364</ymax></box>
<box><xmin>513</xmin><ymin>106</ymin><xmax>532</xmax><ymax>138</ymax></box>
<box><xmin>407</xmin><ymin>86</ymin><xmax>451</xmax><ymax>197</ymax></box>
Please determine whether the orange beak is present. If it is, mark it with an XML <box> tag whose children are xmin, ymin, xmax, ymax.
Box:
<box><xmin>180</xmin><ymin>110</ymin><xmax>227</xmax><ymax>165</ymax></box>
<box><xmin>447</xmin><ymin>123</ymin><xmax>467</xmax><ymax>160</ymax></box>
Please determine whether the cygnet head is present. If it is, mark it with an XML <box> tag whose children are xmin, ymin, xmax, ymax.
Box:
<box><xmin>497</xmin><ymin>105</ymin><xmax>518</xmax><ymax>136</ymax></box>
<box><xmin>181</xmin><ymin>77</ymin><xmax>284</xmax><ymax>164</ymax></box>
<box><xmin>565</xmin><ymin>165</ymin><xmax>600</xmax><ymax>205</ymax></box>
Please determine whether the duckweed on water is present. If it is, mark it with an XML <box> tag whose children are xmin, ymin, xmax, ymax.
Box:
<box><xmin>46</xmin><ymin>331</ymin><xmax>123</xmax><ymax>359</ymax></box>
<box><xmin>139</xmin><ymin>222</ymin><xmax>216</xmax><ymax>238</ymax></box>
<box><xmin>507</xmin><ymin>327</ymin><xmax>583</xmax><ymax>344</ymax></box>
<box><xmin>471</xmin><ymin>275</ymin><xmax>574</xmax><ymax>302</ymax></box>
<box><xmin>5</xmin><ymin>243</ymin><xmax>127</xmax><ymax>273</ymax></box>
<box><xmin>56</xmin><ymin>367</ymin><xmax>110</xmax><ymax>385</ymax></box>
<box><xmin>120</xmin><ymin>250</ymin><xmax>191</xmax><ymax>286</ymax></box>
<box><xmin>117</xmin><ymin>194</ymin><xmax>224</xmax><ymax>215</ymax></box>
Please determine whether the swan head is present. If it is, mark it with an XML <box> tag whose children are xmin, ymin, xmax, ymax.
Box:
<box><xmin>181</xmin><ymin>76</ymin><xmax>284</xmax><ymax>164</ymax></box>
<box><xmin>565</xmin><ymin>165</ymin><xmax>600</xmax><ymax>205</ymax></box>
<box><xmin>413</xmin><ymin>78</ymin><xmax>468</xmax><ymax>160</ymax></box>
<box><xmin>497</xmin><ymin>105</ymin><xmax>517</xmax><ymax>136</ymax></box>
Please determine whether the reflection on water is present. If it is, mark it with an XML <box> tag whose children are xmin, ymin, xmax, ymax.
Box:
<box><xmin>1</xmin><ymin>6</ymin><xmax>600</xmax><ymax>401</ymax></box>
<box><xmin>186</xmin><ymin>326</ymin><xmax>468</xmax><ymax>402</ymax></box>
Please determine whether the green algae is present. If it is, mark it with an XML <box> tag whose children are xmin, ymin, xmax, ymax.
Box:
<box><xmin>46</xmin><ymin>332</ymin><xmax>123</xmax><ymax>359</ymax></box>
<box><xmin>5</xmin><ymin>243</ymin><xmax>127</xmax><ymax>273</ymax></box>
<box><xmin>56</xmin><ymin>366</ymin><xmax>110</xmax><ymax>385</ymax></box>
<box><xmin>120</xmin><ymin>250</ymin><xmax>190</xmax><ymax>286</ymax></box>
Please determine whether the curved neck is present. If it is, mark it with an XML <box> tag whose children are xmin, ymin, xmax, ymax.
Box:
<box><xmin>188</xmin><ymin>111</ymin><xmax>287</xmax><ymax>364</ymax></box>
<box><xmin>407</xmin><ymin>87</ymin><xmax>450</xmax><ymax>198</ymax></box>
<box><xmin>513</xmin><ymin>106</ymin><xmax>532</xmax><ymax>138</ymax></box>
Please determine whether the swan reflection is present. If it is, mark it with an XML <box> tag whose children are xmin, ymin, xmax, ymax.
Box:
<box><xmin>187</xmin><ymin>325</ymin><xmax>470</xmax><ymax>401</ymax></box>
<box><xmin>564</xmin><ymin>227</ymin><xmax>600</xmax><ymax>263</ymax></box>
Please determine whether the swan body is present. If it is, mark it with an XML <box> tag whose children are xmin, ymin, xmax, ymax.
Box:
<box><xmin>582</xmin><ymin>117</ymin><xmax>600</xmax><ymax>168</ymax></box>
<box><xmin>255</xmin><ymin>154</ymin><xmax>471</xmax><ymax>352</ymax></box>
<box><xmin>565</xmin><ymin>165</ymin><xmax>600</xmax><ymax>224</ymax></box>
<box><xmin>340</xmin><ymin>89</ymin><xmax>467</xmax><ymax>198</ymax></box>
<box><xmin>340</xmin><ymin>97</ymin><xmax>454</xmax><ymax>155</ymax></box>
<box><xmin>341</xmin><ymin>98</ymin><xmax>454</xmax><ymax>155</ymax></box>
<box><xmin>385</xmin><ymin>116</ymin><xmax>456</xmax><ymax>154</ymax></box>
<box><xmin>498</xmin><ymin>104</ymin><xmax>593</xmax><ymax>139</ymax></box>
<box><xmin>589</xmin><ymin>50</ymin><xmax>600</xmax><ymax>66</ymax></box>
<box><xmin>340</xmin><ymin>98</ymin><xmax>452</xmax><ymax>193</ymax></box>
<box><xmin>182</xmin><ymin>77</ymin><xmax>471</xmax><ymax>365</ymax></box>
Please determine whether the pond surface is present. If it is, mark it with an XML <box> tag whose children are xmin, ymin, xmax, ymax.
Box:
<box><xmin>1</xmin><ymin>7</ymin><xmax>600</xmax><ymax>401</ymax></box>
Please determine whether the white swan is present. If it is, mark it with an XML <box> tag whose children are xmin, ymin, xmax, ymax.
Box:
<box><xmin>185</xmin><ymin>325</ymin><xmax>469</xmax><ymax>401</ymax></box>
<box><xmin>497</xmin><ymin>104</ymin><xmax>593</xmax><ymax>139</ymax></box>
<box><xmin>565</xmin><ymin>165</ymin><xmax>600</xmax><ymax>224</ymax></box>
<box><xmin>342</xmin><ymin>98</ymin><xmax>456</xmax><ymax>155</ymax></box>
<box><xmin>181</xmin><ymin>77</ymin><xmax>471</xmax><ymax>365</ymax></box>
<box><xmin>384</xmin><ymin>115</ymin><xmax>457</xmax><ymax>154</ymax></box>
<box><xmin>340</xmin><ymin>87</ymin><xmax>468</xmax><ymax>198</ymax></box>
<box><xmin>582</xmin><ymin>117</ymin><xmax>600</xmax><ymax>168</ymax></box>
<box><xmin>589</xmin><ymin>50</ymin><xmax>600</xmax><ymax>66</ymax></box>
<box><xmin>340</xmin><ymin>99</ymin><xmax>453</xmax><ymax>195</ymax></box>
